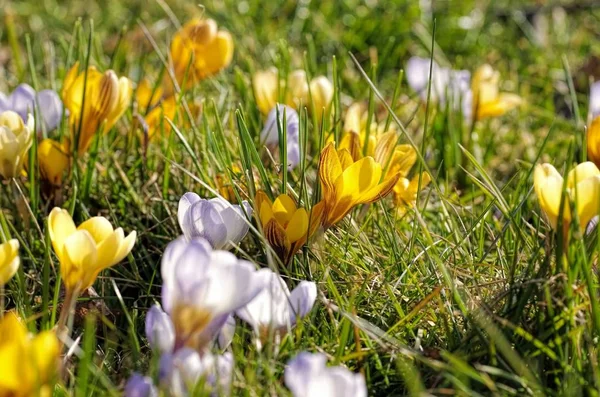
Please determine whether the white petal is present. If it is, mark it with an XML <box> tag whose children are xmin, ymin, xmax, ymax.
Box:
<box><xmin>237</xmin><ymin>270</ymin><xmax>290</xmax><ymax>330</ymax></box>
<box><xmin>285</xmin><ymin>352</ymin><xmax>328</xmax><ymax>397</ymax></box>
<box><xmin>210</xmin><ymin>197</ymin><xmax>252</xmax><ymax>247</ymax></box>
<box><xmin>591</xmin><ymin>81</ymin><xmax>600</xmax><ymax>120</ymax></box>
<box><xmin>288</xmin><ymin>281</ymin><xmax>317</xmax><ymax>323</ymax></box>
<box><xmin>177</xmin><ymin>192</ymin><xmax>201</xmax><ymax>233</ymax></box>
<box><xmin>184</xmin><ymin>200</ymin><xmax>228</xmax><ymax>248</ymax></box>
<box><xmin>145</xmin><ymin>305</ymin><xmax>175</xmax><ymax>354</ymax></box>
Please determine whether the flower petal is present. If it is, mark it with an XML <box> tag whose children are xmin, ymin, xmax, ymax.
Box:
<box><xmin>77</xmin><ymin>216</ymin><xmax>114</xmax><ymax>244</ymax></box>
<box><xmin>48</xmin><ymin>208</ymin><xmax>76</xmax><ymax>263</ymax></box>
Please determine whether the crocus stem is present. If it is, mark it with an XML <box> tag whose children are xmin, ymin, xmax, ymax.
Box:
<box><xmin>57</xmin><ymin>287</ymin><xmax>79</xmax><ymax>344</ymax></box>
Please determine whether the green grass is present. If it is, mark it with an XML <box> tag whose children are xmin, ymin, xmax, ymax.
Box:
<box><xmin>2</xmin><ymin>0</ymin><xmax>600</xmax><ymax>395</ymax></box>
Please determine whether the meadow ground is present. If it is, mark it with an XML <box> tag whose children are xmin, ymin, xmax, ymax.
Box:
<box><xmin>2</xmin><ymin>0</ymin><xmax>600</xmax><ymax>395</ymax></box>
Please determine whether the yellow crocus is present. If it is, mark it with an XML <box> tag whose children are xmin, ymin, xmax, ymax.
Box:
<box><xmin>143</xmin><ymin>97</ymin><xmax>178</xmax><ymax>140</ymax></box>
<box><xmin>135</xmin><ymin>78</ymin><xmax>163</xmax><ymax>112</ymax></box>
<box><xmin>318</xmin><ymin>142</ymin><xmax>400</xmax><ymax>228</ymax></box>
<box><xmin>0</xmin><ymin>239</ymin><xmax>19</xmax><ymax>286</ymax></box>
<box><xmin>48</xmin><ymin>207</ymin><xmax>136</xmax><ymax>294</ymax></box>
<box><xmin>587</xmin><ymin>116</ymin><xmax>600</xmax><ymax>167</ymax></box>
<box><xmin>62</xmin><ymin>62</ymin><xmax>133</xmax><ymax>154</ymax></box>
<box><xmin>0</xmin><ymin>110</ymin><xmax>34</xmax><ymax>179</ymax></box>
<box><xmin>472</xmin><ymin>64</ymin><xmax>522</xmax><ymax>121</ymax></box>
<box><xmin>167</xmin><ymin>18</ymin><xmax>234</xmax><ymax>93</ymax></box>
<box><xmin>393</xmin><ymin>173</ymin><xmax>432</xmax><ymax>215</ymax></box>
<box><xmin>38</xmin><ymin>139</ymin><xmax>69</xmax><ymax>186</ymax></box>
<box><xmin>255</xmin><ymin>191</ymin><xmax>323</xmax><ymax>264</ymax></box>
<box><xmin>533</xmin><ymin>162</ymin><xmax>600</xmax><ymax>231</ymax></box>
<box><xmin>252</xmin><ymin>68</ymin><xmax>334</xmax><ymax>117</ymax></box>
<box><xmin>0</xmin><ymin>312</ymin><xmax>60</xmax><ymax>397</ymax></box>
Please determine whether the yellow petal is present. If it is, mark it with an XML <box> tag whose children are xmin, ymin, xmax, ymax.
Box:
<box><xmin>588</xmin><ymin>116</ymin><xmax>600</xmax><ymax>167</ymax></box>
<box><xmin>533</xmin><ymin>163</ymin><xmax>567</xmax><ymax>229</ymax></box>
<box><xmin>272</xmin><ymin>194</ymin><xmax>297</xmax><ymax>226</ymax></box>
<box><xmin>360</xmin><ymin>172</ymin><xmax>400</xmax><ymax>205</ymax></box>
<box><xmin>343</xmin><ymin>102</ymin><xmax>364</xmax><ymax>134</ymax></box>
<box><xmin>387</xmin><ymin>145</ymin><xmax>417</xmax><ymax>178</ymax></box>
<box><xmin>573</xmin><ymin>175</ymin><xmax>600</xmax><ymax>230</ymax></box>
<box><xmin>48</xmin><ymin>208</ymin><xmax>76</xmax><ymax>264</ymax></box>
<box><xmin>566</xmin><ymin>161</ymin><xmax>600</xmax><ymax>189</ymax></box>
<box><xmin>0</xmin><ymin>110</ymin><xmax>25</xmax><ymax>131</ymax></box>
<box><xmin>113</xmin><ymin>230</ymin><xmax>136</xmax><ymax>265</ymax></box>
<box><xmin>319</xmin><ymin>143</ymin><xmax>343</xmax><ymax>204</ymax></box>
<box><xmin>93</xmin><ymin>229</ymin><xmax>121</xmax><ymax>274</ymax></box>
<box><xmin>373</xmin><ymin>131</ymin><xmax>397</xmax><ymax>166</ymax></box>
<box><xmin>309</xmin><ymin>76</ymin><xmax>333</xmax><ymax>117</ymax></box>
<box><xmin>285</xmin><ymin>208</ymin><xmax>309</xmax><ymax>243</ymax></box>
<box><xmin>0</xmin><ymin>239</ymin><xmax>19</xmax><ymax>269</ymax></box>
<box><xmin>338</xmin><ymin>149</ymin><xmax>355</xmax><ymax>171</ymax></box>
<box><xmin>104</xmin><ymin>76</ymin><xmax>132</xmax><ymax>132</ymax></box>
<box><xmin>62</xmin><ymin>230</ymin><xmax>98</xmax><ymax>291</ymax></box>
<box><xmin>286</xmin><ymin>70</ymin><xmax>309</xmax><ymax>109</ymax></box>
<box><xmin>0</xmin><ymin>256</ymin><xmax>19</xmax><ymax>286</ymax></box>
<box><xmin>255</xmin><ymin>191</ymin><xmax>274</xmax><ymax>227</ymax></box>
<box><xmin>337</xmin><ymin>156</ymin><xmax>382</xmax><ymax>199</ymax></box>
<box><xmin>31</xmin><ymin>331</ymin><xmax>59</xmax><ymax>383</ymax></box>
<box><xmin>252</xmin><ymin>69</ymin><xmax>279</xmax><ymax>115</ymax></box>
<box><xmin>0</xmin><ymin>312</ymin><xmax>27</xmax><ymax>347</ymax></box>
<box><xmin>38</xmin><ymin>139</ymin><xmax>69</xmax><ymax>186</ymax></box>
<box><xmin>339</xmin><ymin>132</ymin><xmax>363</xmax><ymax>162</ymax></box>
<box><xmin>62</xmin><ymin>62</ymin><xmax>80</xmax><ymax>100</ymax></box>
<box><xmin>77</xmin><ymin>216</ymin><xmax>114</xmax><ymax>244</ymax></box>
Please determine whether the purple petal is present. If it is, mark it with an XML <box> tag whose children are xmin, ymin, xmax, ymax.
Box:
<box><xmin>9</xmin><ymin>84</ymin><xmax>36</xmax><ymax>121</ymax></box>
<box><xmin>145</xmin><ymin>305</ymin><xmax>175</xmax><ymax>354</ymax></box>
<box><xmin>124</xmin><ymin>374</ymin><xmax>158</xmax><ymax>397</ymax></box>
<box><xmin>591</xmin><ymin>81</ymin><xmax>600</xmax><ymax>121</ymax></box>
<box><xmin>36</xmin><ymin>90</ymin><xmax>63</xmax><ymax>132</ymax></box>
<box><xmin>177</xmin><ymin>192</ymin><xmax>201</xmax><ymax>230</ymax></box>
<box><xmin>288</xmin><ymin>281</ymin><xmax>317</xmax><ymax>323</ymax></box>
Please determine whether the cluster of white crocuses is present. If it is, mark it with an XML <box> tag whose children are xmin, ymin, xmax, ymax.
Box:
<box><xmin>125</xmin><ymin>192</ymin><xmax>366</xmax><ymax>396</ymax></box>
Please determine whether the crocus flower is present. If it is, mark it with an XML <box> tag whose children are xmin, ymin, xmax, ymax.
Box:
<box><xmin>177</xmin><ymin>192</ymin><xmax>252</xmax><ymax>249</ymax></box>
<box><xmin>587</xmin><ymin>81</ymin><xmax>600</xmax><ymax>166</ymax></box>
<box><xmin>318</xmin><ymin>142</ymin><xmax>400</xmax><ymax>227</ymax></box>
<box><xmin>161</xmin><ymin>237</ymin><xmax>269</xmax><ymax>351</ymax></box>
<box><xmin>237</xmin><ymin>270</ymin><xmax>316</xmax><ymax>343</ymax></box>
<box><xmin>252</xmin><ymin>68</ymin><xmax>333</xmax><ymax>118</ymax></box>
<box><xmin>124</xmin><ymin>373</ymin><xmax>158</xmax><ymax>397</ymax></box>
<box><xmin>254</xmin><ymin>191</ymin><xmax>324</xmax><ymax>264</ymax></box>
<box><xmin>37</xmin><ymin>138</ymin><xmax>69</xmax><ymax>186</ymax></box>
<box><xmin>0</xmin><ymin>239</ymin><xmax>19</xmax><ymax>286</ymax></box>
<box><xmin>146</xmin><ymin>304</ymin><xmax>176</xmax><ymax>354</ymax></box>
<box><xmin>393</xmin><ymin>173</ymin><xmax>432</xmax><ymax>215</ymax></box>
<box><xmin>62</xmin><ymin>62</ymin><xmax>133</xmax><ymax>153</ymax></box>
<box><xmin>533</xmin><ymin>162</ymin><xmax>600</xmax><ymax>232</ymax></box>
<box><xmin>261</xmin><ymin>104</ymin><xmax>300</xmax><ymax>169</ymax></box>
<box><xmin>0</xmin><ymin>110</ymin><xmax>34</xmax><ymax>179</ymax></box>
<box><xmin>143</xmin><ymin>97</ymin><xmax>178</xmax><ymax>139</ymax></box>
<box><xmin>284</xmin><ymin>352</ymin><xmax>367</xmax><ymax>397</ymax></box>
<box><xmin>159</xmin><ymin>348</ymin><xmax>233</xmax><ymax>396</ymax></box>
<box><xmin>471</xmin><ymin>64</ymin><xmax>522</xmax><ymax>121</ymax></box>
<box><xmin>406</xmin><ymin>56</ymin><xmax>472</xmax><ymax>121</ymax></box>
<box><xmin>0</xmin><ymin>312</ymin><xmax>60</xmax><ymax>397</ymax></box>
<box><xmin>0</xmin><ymin>83</ymin><xmax>63</xmax><ymax>132</ymax></box>
<box><xmin>48</xmin><ymin>207</ymin><xmax>137</xmax><ymax>295</ymax></box>
<box><xmin>167</xmin><ymin>18</ymin><xmax>234</xmax><ymax>94</ymax></box>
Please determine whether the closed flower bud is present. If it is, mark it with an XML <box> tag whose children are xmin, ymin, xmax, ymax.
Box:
<box><xmin>471</xmin><ymin>64</ymin><xmax>522</xmax><ymax>120</ymax></box>
<box><xmin>309</xmin><ymin>75</ymin><xmax>334</xmax><ymax>118</ymax></box>
<box><xmin>253</xmin><ymin>68</ymin><xmax>279</xmax><ymax>115</ymax></box>
<box><xmin>261</xmin><ymin>104</ymin><xmax>300</xmax><ymax>169</ymax></box>
<box><xmin>62</xmin><ymin>62</ymin><xmax>132</xmax><ymax>153</ymax></box>
<box><xmin>38</xmin><ymin>139</ymin><xmax>69</xmax><ymax>186</ymax></box>
<box><xmin>0</xmin><ymin>239</ymin><xmax>19</xmax><ymax>286</ymax></box>
<box><xmin>0</xmin><ymin>110</ymin><xmax>34</xmax><ymax>179</ymax></box>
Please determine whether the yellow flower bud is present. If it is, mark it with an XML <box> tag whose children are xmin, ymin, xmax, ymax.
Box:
<box><xmin>167</xmin><ymin>18</ymin><xmax>234</xmax><ymax>93</ymax></box>
<box><xmin>309</xmin><ymin>75</ymin><xmax>334</xmax><ymax>117</ymax></box>
<box><xmin>285</xmin><ymin>70</ymin><xmax>309</xmax><ymax>109</ymax></box>
<box><xmin>0</xmin><ymin>110</ymin><xmax>34</xmax><ymax>179</ymax></box>
<box><xmin>318</xmin><ymin>142</ymin><xmax>400</xmax><ymax>227</ymax></box>
<box><xmin>393</xmin><ymin>173</ymin><xmax>431</xmax><ymax>215</ymax></box>
<box><xmin>533</xmin><ymin>162</ymin><xmax>600</xmax><ymax>231</ymax></box>
<box><xmin>62</xmin><ymin>62</ymin><xmax>133</xmax><ymax>154</ymax></box>
<box><xmin>0</xmin><ymin>312</ymin><xmax>60</xmax><ymax>396</ymax></box>
<box><xmin>472</xmin><ymin>64</ymin><xmax>522</xmax><ymax>120</ymax></box>
<box><xmin>38</xmin><ymin>139</ymin><xmax>69</xmax><ymax>186</ymax></box>
<box><xmin>143</xmin><ymin>97</ymin><xmax>178</xmax><ymax>140</ymax></box>
<box><xmin>252</xmin><ymin>68</ymin><xmax>279</xmax><ymax>116</ymax></box>
<box><xmin>0</xmin><ymin>239</ymin><xmax>19</xmax><ymax>286</ymax></box>
<box><xmin>255</xmin><ymin>191</ymin><xmax>323</xmax><ymax>264</ymax></box>
<box><xmin>587</xmin><ymin>116</ymin><xmax>600</xmax><ymax>167</ymax></box>
<box><xmin>48</xmin><ymin>207</ymin><xmax>136</xmax><ymax>294</ymax></box>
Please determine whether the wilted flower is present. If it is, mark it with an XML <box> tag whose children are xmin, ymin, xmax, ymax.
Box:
<box><xmin>587</xmin><ymin>81</ymin><xmax>600</xmax><ymax>167</ymax></box>
<box><xmin>237</xmin><ymin>269</ymin><xmax>316</xmax><ymax>344</ymax></box>
<box><xmin>318</xmin><ymin>142</ymin><xmax>400</xmax><ymax>227</ymax></box>
<box><xmin>167</xmin><ymin>18</ymin><xmax>234</xmax><ymax>93</ymax></box>
<box><xmin>252</xmin><ymin>68</ymin><xmax>333</xmax><ymax>118</ymax></box>
<box><xmin>0</xmin><ymin>239</ymin><xmax>19</xmax><ymax>286</ymax></box>
<box><xmin>159</xmin><ymin>348</ymin><xmax>233</xmax><ymax>396</ymax></box>
<box><xmin>161</xmin><ymin>237</ymin><xmax>269</xmax><ymax>351</ymax></box>
<box><xmin>38</xmin><ymin>138</ymin><xmax>69</xmax><ymax>186</ymax></box>
<box><xmin>62</xmin><ymin>62</ymin><xmax>133</xmax><ymax>153</ymax></box>
<box><xmin>406</xmin><ymin>56</ymin><xmax>472</xmax><ymax>120</ymax></box>
<box><xmin>254</xmin><ymin>191</ymin><xmax>323</xmax><ymax>264</ymax></box>
<box><xmin>261</xmin><ymin>104</ymin><xmax>300</xmax><ymax>169</ymax></box>
<box><xmin>48</xmin><ymin>207</ymin><xmax>137</xmax><ymax>295</ymax></box>
<box><xmin>0</xmin><ymin>312</ymin><xmax>60</xmax><ymax>397</ymax></box>
<box><xmin>0</xmin><ymin>83</ymin><xmax>63</xmax><ymax>132</ymax></box>
<box><xmin>284</xmin><ymin>352</ymin><xmax>367</xmax><ymax>397</ymax></box>
<box><xmin>124</xmin><ymin>373</ymin><xmax>158</xmax><ymax>397</ymax></box>
<box><xmin>533</xmin><ymin>162</ymin><xmax>600</xmax><ymax>232</ymax></box>
<box><xmin>0</xmin><ymin>110</ymin><xmax>34</xmax><ymax>179</ymax></box>
<box><xmin>471</xmin><ymin>64</ymin><xmax>522</xmax><ymax>120</ymax></box>
<box><xmin>178</xmin><ymin>192</ymin><xmax>252</xmax><ymax>249</ymax></box>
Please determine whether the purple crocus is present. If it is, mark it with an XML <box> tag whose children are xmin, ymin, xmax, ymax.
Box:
<box><xmin>284</xmin><ymin>352</ymin><xmax>367</xmax><ymax>397</ymax></box>
<box><xmin>145</xmin><ymin>305</ymin><xmax>176</xmax><ymax>354</ymax></box>
<box><xmin>589</xmin><ymin>81</ymin><xmax>600</xmax><ymax>121</ymax></box>
<box><xmin>261</xmin><ymin>104</ymin><xmax>300</xmax><ymax>169</ymax></box>
<box><xmin>177</xmin><ymin>193</ymin><xmax>252</xmax><ymax>249</ymax></box>
<box><xmin>160</xmin><ymin>236</ymin><xmax>270</xmax><ymax>351</ymax></box>
<box><xmin>237</xmin><ymin>270</ymin><xmax>316</xmax><ymax>344</ymax></box>
<box><xmin>159</xmin><ymin>349</ymin><xmax>234</xmax><ymax>396</ymax></box>
<box><xmin>124</xmin><ymin>373</ymin><xmax>158</xmax><ymax>397</ymax></box>
<box><xmin>0</xmin><ymin>84</ymin><xmax>63</xmax><ymax>132</ymax></box>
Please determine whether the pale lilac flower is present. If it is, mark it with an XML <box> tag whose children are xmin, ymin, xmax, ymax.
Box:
<box><xmin>589</xmin><ymin>81</ymin><xmax>600</xmax><ymax>121</ymax></box>
<box><xmin>237</xmin><ymin>270</ymin><xmax>316</xmax><ymax>342</ymax></box>
<box><xmin>159</xmin><ymin>348</ymin><xmax>233</xmax><ymax>396</ymax></box>
<box><xmin>145</xmin><ymin>304</ymin><xmax>175</xmax><ymax>354</ymax></box>
<box><xmin>261</xmin><ymin>104</ymin><xmax>300</xmax><ymax>169</ymax></box>
<box><xmin>216</xmin><ymin>315</ymin><xmax>236</xmax><ymax>349</ymax></box>
<box><xmin>0</xmin><ymin>84</ymin><xmax>63</xmax><ymax>132</ymax></box>
<box><xmin>161</xmin><ymin>236</ymin><xmax>270</xmax><ymax>350</ymax></box>
<box><xmin>124</xmin><ymin>373</ymin><xmax>158</xmax><ymax>397</ymax></box>
<box><xmin>406</xmin><ymin>57</ymin><xmax>472</xmax><ymax>122</ymax></box>
<box><xmin>177</xmin><ymin>193</ymin><xmax>252</xmax><ymax>249</ymax></box>
<box><xmin>285</xmin><ymin>352</ymin><xmax>367</xmax><ymax>397</ymax></box>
